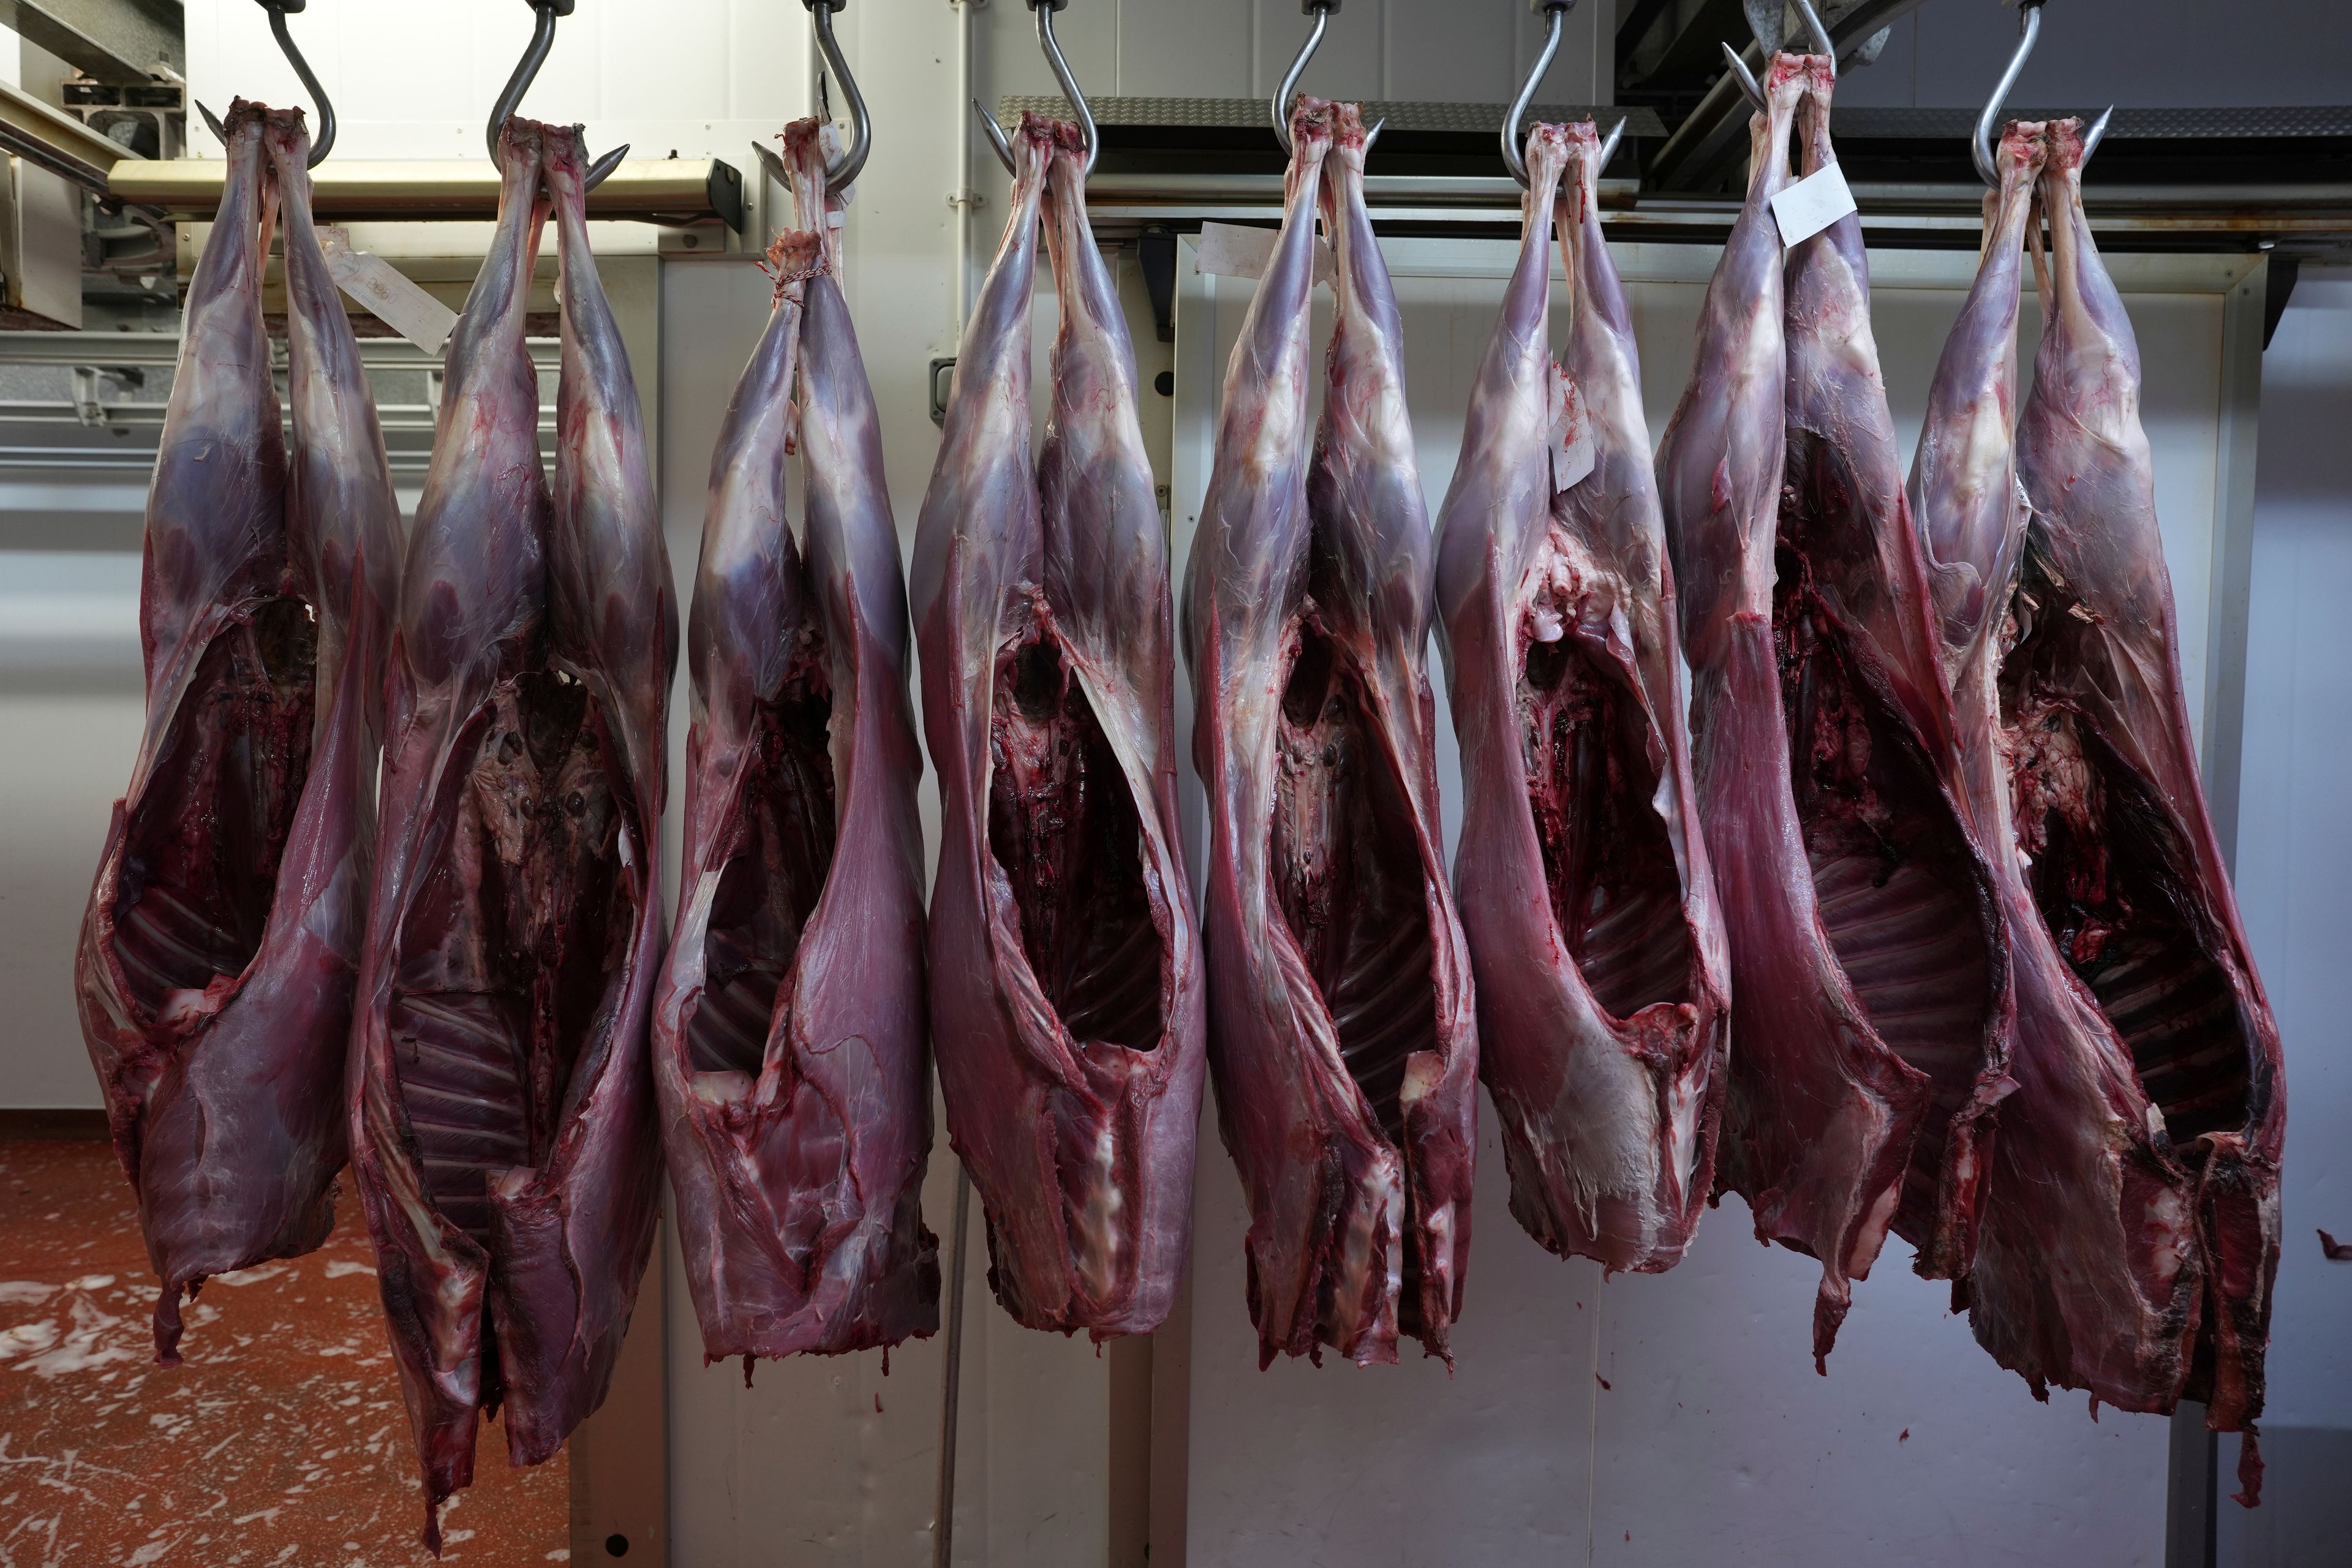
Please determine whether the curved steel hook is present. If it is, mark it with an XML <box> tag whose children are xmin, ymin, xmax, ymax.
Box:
<box><xmin>1972</xmin><ymin>0</ymin><xmax>2041</xmax><ymax>186</ymax></box>
<box><xmin>1274</xmin><ymin>2</ymin><xmax>1332</xmax><ymax>155</ymax></box>
<box><xmin>972</xmin><ymin>1</ymin><xmax>1097</xmax><ymax>179</ymax></box>
<box><xmin>1035</xmin><ymin>1</ymin><xmax>1099</xmax><ymax>179</ymax></box>
<box><xmin>1502</xmin><ymin>0</ymin><xmax>1574</xmax><ymax>189</ymax></box>
<box><xmin>1972</xmin><ymin>3</ymin><xmax>2113</xmax><ymax>186</ymax></box>
<box><xmin>1273</xmin><ymin>1</ymin><xmax>1382</xmax><ymax>156</ymax></box>
<box><xmin>258</xmin><ymin>1</ymin><xmax>334</xmax><ymax>166</ymax></box>
<box><xmin>488</xmin><ymin>0</ymin><xmax>628</xmax><ymax>190</ymax></box>
<box><xmin>804</xmin><ymin>0</ymin><xmax>871</xmax><ymax>192</ymax></box>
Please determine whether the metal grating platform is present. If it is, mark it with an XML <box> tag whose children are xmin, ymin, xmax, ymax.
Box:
<box><xmin>1832</xmin><ymin>105</ymin><xmax>2352</xmax><ymax>141</ymax></box>
<box><xmin>998</xmin><ymin>96</ymin><xmax>1669</xmax><ymax>138</ymax></box>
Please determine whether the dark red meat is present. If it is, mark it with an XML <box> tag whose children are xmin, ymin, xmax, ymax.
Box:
<box><xmin>346</xmin><ymin>119</ymin><xmax>676</xmax><ymax>1548</ymax></box>
<box><xmin>75</xmin><ymin>100</ymin><xmax>401</xmax><ymax>1362</ymax></box>
<box><xmin>1434</xmin><ymin>121</ymin><xmax>1730</xmax><ymax>1274</ymax></box>
<box><xmin>654</xmin><ymin>118</ymin><xmax>937</xmax><ymax>1360</ymax></box>
<box><xmin>912</xmin><ymin>115</ymin><xmax>1206</xmax><ymax>1337</ymax></box>
<box><xmin>1185</xmin><ymin>100</ymin><xmax>1478</xmax><ymax>1366</ymax></box>
<box><xmin>1915</xmin><ymin>117</ymin><xmax>2283</xmax><ymax>1486</ymax></box>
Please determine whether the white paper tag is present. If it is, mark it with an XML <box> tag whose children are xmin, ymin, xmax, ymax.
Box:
<box><xmin>1770</xmin><ymin>162</ymin><xmax>1858</xmax><ymax>248</ymax></box>
<box><xmin>1196</xmin><ymin>220</ymin><xmax>1336</xmax><ymax>286</ymax></box>
<box><xmin>1550</xmin><ymin>372</ymin><xmax>1597</xmax><ymax>495</ymax></box>
<box><xmin>317</xmin><ymin>227</ymin><xmax>459</xmax><ymax>355</ymax></box>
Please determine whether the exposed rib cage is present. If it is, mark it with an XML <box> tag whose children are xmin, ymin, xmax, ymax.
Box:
<box><xmin>1434</xmin><ymin>120</ymin><xmax>1730</xmax><ymax>1276</ymax></box>
<box><xmin>75</xmin><ymin>100</ymin><xmax>401</xmax><ymax>1364</ymax></box>
<box><xmin>913</xmin><ymin>113</ymin><xmax>1206</xmax><ymax>1339</ymax></box>
<box><xmin>654</xmin><ymin>119</ymin><xmax>938</xmax><ymax>1365</ymax></box>
<box><xmin>1185</xmin><ymin>99</ymin><xmax>1478</xmax><ymax>1367</ymax></box>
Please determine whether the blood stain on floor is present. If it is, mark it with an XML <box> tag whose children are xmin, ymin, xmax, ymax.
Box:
<box><xmin>0</xmin><ymin>1135</ymin><xmax>567</xmax><ymax>1566</ymax></box>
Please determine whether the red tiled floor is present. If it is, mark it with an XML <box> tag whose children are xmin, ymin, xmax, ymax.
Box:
<box><xmin>0</xmin><ymin>1137</ymin><xmax>567</xmax><ymax>1566</ymax></box>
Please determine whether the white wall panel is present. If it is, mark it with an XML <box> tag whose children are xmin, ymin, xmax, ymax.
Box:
<box><xmin>2214</xmin><ymin>269</ymin><xmax>2352</xmax><ymax>1568</ymax></box>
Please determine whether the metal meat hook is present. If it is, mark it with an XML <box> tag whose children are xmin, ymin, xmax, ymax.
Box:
<box><xmin>974</xmin><ymin>0</ymin><xmax>1099</xmax><ymax>179</ymax></box>
<box><xmin>488</xmin><ymin>0</ymin><xmax>628</xmax><ymax>190</ymax></box>
<box><xmin>1720</xmin><ymin>0</ymin><xmax>1833</xmax><ymax>116</ymax></box>
<box><xmin>259</xmin><ymin>1</ymin><xmax>334</xmax><ymax>165</ymax></box>
<box><xmin>1973</xmin><ymin>0</ymin><xmax>2113</xmax><ymax>187</ymax></box>
<box><xmin>1273</xmin><ymin>1</ymin><xmax>1383</xmax><ymax>157</ymax></box>
<box><xmin>195</xmin><ymin>0</ymin><xmax>339</xmax><ymax>167</ymax></box>
<box><xmin>807</xmin><ymin>1</ymin><xmax>873</xmax><ymax>192</ymax></box>
<box><xmin>1502</xmin><ymin>1</ymin><xmax>1626</xmax><ymax>189</ymax></box>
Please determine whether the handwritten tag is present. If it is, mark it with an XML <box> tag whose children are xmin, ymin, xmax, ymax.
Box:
<box><xmin>1550</xmin><ymin>372</ymin><xmax>1597</xmax><ymax>495</ymax></box>
<box><xmin>1770</xmin><ymin>162</ymin><xmax>1858</xmax><ymax>248</ymax></box>
<box><xmin>1196</xmin><ymin>221</ymin><xmax>1336</xmax><ymax>286</ymax></box>
<box><xmin>317</xmin><ymin>228</ymin><xmax>458</xmax><ymax>355</ymax></box>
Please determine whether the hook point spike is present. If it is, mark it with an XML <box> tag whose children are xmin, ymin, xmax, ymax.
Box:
<box><xmin>195</xmin><ymin>99</ymin><xmax>229</xmax><ymax>148</ymax></box>
<box><xmin>973</xmin><ymin>98</ymin><xmax>1016</xmax><ymax>175</ymax></box>
<box><xmin>1597</xmin><ymin>115</ymin><xmax>1627</xmax><ymax>174</ymax></box>
<box><xmin>1720</xmin><ymin>43</ymin><xmax>1765</xmax><ymax>113</ymax></box>
<box><xmin>2082</xmin><ymin>105</ymin><xmax>2115</xmax><ymax>165</ymax></box>
<box><xmin>585</xmin><ymin>143</ymin><xmax>629</xmax><ymax>192</ymax></box>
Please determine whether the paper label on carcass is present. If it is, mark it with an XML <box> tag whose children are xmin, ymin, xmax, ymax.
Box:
<box><xmin>317</xmin><ymin>227</ymin><xmax>458</xmax><ymax>355</ymax></box>
<box><xmin>1550</xmin><ymin>372</ymin><xmax>1597</xmax><ymax>494</ymax></box>
<box><xmin>1196</xmin><ymin>221</ymin><xmax>1336</xmax><ymax>287</ymax></box>
<box><xmin>1770</xmin><ymin>162</ymin><xmax>1858</xmax><ymax>248</ymax></box>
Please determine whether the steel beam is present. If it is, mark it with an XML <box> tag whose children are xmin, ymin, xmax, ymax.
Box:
<box><xmin>0</xmin><ymin>0</ymin><xmax>184</xmax><ymax>86</ymax></box>
<box><xmin>1648</xmin><ymin>0</ymin><xmax>1931</xmax><ymax>190</ymax></box>
<box><xmin>111</xmin><ymin>156</ymin><xmax>748</xmax><ymax>230</ymax></box>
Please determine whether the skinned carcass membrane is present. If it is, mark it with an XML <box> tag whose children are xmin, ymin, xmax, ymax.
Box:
<box><xmin>912</xmin><ymin>113</ymin><xmax>1205</xmax><ymax>1338</ymax></box>
<box><xmin>1913</xmin><ymin>118</ymin><xmax>2282</xmax><ymax>1498</ymax></box>
<box><xmin>348</xmin><ymin>119</ymin><xmax>676</xmax><ymax>1547</ymax></box>
<box><xmin>75</xmin><ymin>101</ymin><xmax>401</xmax><ymax>1361</ymax></box>
<box><xmin>1184</xmin><ymin>98</ymin><xmax>1479</xmax><ymax>1366</ymax></box>
<box><xmin>1657</xmin><ymin>56</ymin><xmax>1981</xmax><ymax>1366</ymax></box>
<box><xmin>1771</xmin><ymin>81</ymin><xmax>2013</xmax><ymax>1289</ymax></box>
<box><xmin>654</xmin><ymin>118</ymin><xmax>938</xmax><ymax>1362</ymax></box>
<box><xmin>1433</xmin><ymin>121</ymin><xmax>1729</xmax><ymax>1274</ymax></box>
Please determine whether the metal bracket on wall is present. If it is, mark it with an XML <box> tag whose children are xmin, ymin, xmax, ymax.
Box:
<box><xmin>1138</xmin><ymin>226</ymin><xmax>1176</xmax><ymax>343</ymax></box>
<box><xmin>929</xmin><ymin>355</ymin><xmax>956</xmax><ymax>424</ymax></box>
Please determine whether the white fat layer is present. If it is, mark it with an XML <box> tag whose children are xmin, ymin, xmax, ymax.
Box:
<box><xmin>1847</xmin><ymin>1177</ymin><xmax>1903</xmax><ymax>1277</ymax></box>
<box><xmin>2143</xmin><ymin>1184</ymin><xmax>2194</xmax><ymax>1284</ymax></box>
<box><xmin>1072</xmin><ymin>1121</ymin><xmax>1125</xmax><ymax>1302</ymax></box>
<box><xmin>1540</xmin><ymin>1031</ymin><xmax>1665</xmax><ymax>1248</ymax></box>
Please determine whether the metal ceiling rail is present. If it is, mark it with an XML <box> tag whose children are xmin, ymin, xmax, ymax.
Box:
<box><xmin>1075</xmin><ymin>170</ymin><xmax>2352</xmax><ymax>247</ymax></box>
<box><xmin>105</xmin><ymin>156</ymin><xmax>746</xmax><ymax>228</ymax></box>
<box><xmin>995</xmin><ymin>95</ymin><xmax>1669</xmax><ymax>138</ymax></box>
<box><xmin>0</xmin><ymin>0</ymin><xmax>184</xmax><ymax>86</ymax></box>
<box><xmin>0</xmin><ymin>328</ymin><xmax>560</xmax><ymax>368</ymax></box>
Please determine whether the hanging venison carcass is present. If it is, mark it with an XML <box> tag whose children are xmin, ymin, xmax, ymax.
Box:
<box><xmin>2011</xmin><ymin>121</ymin><xmax>2283</xmax><ymax>1458</ymax></box>
<box><xmin>1658</xmin><ymin>56</ymin><xmax>1939</xmax><ymax>1368</ymax></box>
<box><xmin>654</xmin><ymin>118</ymin><xmax>938</xmax><ymax>1363</ymax></box>
<box><xmin>1185</xmin><ymin>99</ymin><xmax>1478</xmax><ymax>1367</ymax></box>
<box><xmin>1433</xmin><ymin>121</ymin><xmax>1728</xmax><ymax>1274</ymax></box>
<box><xmin>348</xmin><ymin>119</ymin><xmax>676</xmax><ymax>1548</ymax></box>
<box><xmin>912</xmin><ymin>114</ymin><xmax>1205</xmax><ymax>1338</ymax></box>
<box><xmin>75</xmin><ymin>101</ymin><xmax>401</xmax><ymax>1362</ymax></box>
<box><xmin>1910</xmin><ymin>116</ymin><xmax>2205</xmax><ymax>1438</ymax></box>
<box><xmin>1772</xmin><ymin>79</ymin><xmax>2012</xmax><ymax>1288</ymax></box>
<box><xmin>1918</xmin><ymin>117</ymin><xmax>2283</xmax><ymax>1496</ymax></box>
